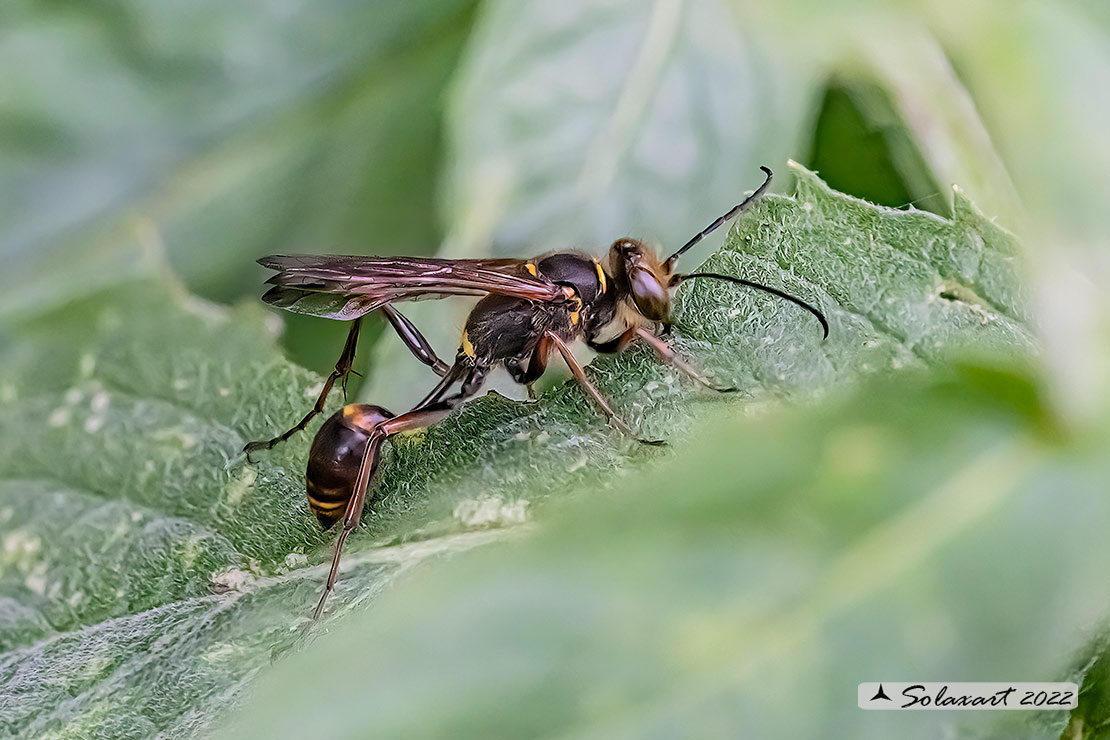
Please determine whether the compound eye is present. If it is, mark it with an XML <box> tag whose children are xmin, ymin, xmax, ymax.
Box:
<box><xmin>630</xmin><ymin>268</ymin><xmax>669</xmax><ymax>321</ymax></box>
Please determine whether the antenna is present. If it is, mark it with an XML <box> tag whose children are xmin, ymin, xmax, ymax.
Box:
<box><xmin>665</xmin><ymin>166</ymin><xmax>773</xmax><ymax>268</ymax></box>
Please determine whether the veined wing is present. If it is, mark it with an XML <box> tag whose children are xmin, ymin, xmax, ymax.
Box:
<box><xmin>258</xmin><ymin>254</ymin><xmax>565</xmax><ymax>320</ymax></box>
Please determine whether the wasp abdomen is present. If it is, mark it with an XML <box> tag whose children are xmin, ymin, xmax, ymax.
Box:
<box><xmin>306</xmin><ymin>404</ymin><xmax>392</xmax><ymax>529</ymax></box>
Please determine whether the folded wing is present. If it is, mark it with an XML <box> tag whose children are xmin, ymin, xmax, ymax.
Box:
<box><xmin>258</xmin><ymin>254</ymin><xmax>564</xmax><ymax>320</ymax></box>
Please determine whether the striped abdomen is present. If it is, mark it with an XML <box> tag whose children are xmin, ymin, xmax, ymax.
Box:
<box><xmin>306</xmin><ymin>404</ymin><xmax>391</xmax><ymax>529</ymax></box>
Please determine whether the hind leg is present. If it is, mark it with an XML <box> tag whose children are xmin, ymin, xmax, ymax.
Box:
<box><xmin>311</xmin><ymin>396</ymin><xmax>479</xmax><ymax>620</ymax></box>
<box><xmin>311</xmin><ymin>362</ymin><xmax>488</xmax><ymax>619</ymax></box>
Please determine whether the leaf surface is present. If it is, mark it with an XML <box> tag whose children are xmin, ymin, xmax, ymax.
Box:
<box><xmin>0</xmin><ymin>168</ymin><xmax>1031</xmax><ymax>738</ymax></box>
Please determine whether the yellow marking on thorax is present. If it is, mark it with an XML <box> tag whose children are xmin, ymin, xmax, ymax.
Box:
<box><xmin>461</xmin><ymin>328</ymin><xmax>475</xmax><ymax>357</ymax></box>
<box><xmin>524</xmin><ymin>262</ymin><xmax>538</xmax><ymax>277</ymax></box>
<box><xmin>594</xmin><ymin>261</ymin><xmax>607</xmax><ymax>293</ymax></box>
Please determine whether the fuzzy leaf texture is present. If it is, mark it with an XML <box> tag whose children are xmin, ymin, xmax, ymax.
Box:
<box><xmin>0</xmin><ymin>165</ymin><xmax>1033</xmax><ymax>739</ymax></box>
<box><xmin>224</xmin><ymin>369</ymin><xmax>1110</xmax><ymax>740</ymax></box>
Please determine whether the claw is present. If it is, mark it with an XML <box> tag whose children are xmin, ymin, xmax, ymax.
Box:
<box><xmin>242</xmin><ymin>440</ymin><xmax>268</xmax><ymax>464</ymax></box>
<box><xmin>340</xmin><ymin>368</ymin><xmax>364</xmax><ymax>402</ymax></box>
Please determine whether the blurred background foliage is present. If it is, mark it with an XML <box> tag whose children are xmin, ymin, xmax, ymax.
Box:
<box><xmin>2</xmin><ymin>0</ymin><xmax>1110</xmax><ymax>738</ymax></box>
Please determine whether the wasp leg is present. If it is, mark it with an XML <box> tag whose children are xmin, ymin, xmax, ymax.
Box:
<box><xmin>585</xmin><ymin>326</ymin><xmax>638</xmax><ymax>355</ymax></box>
<box><xmin>311</xmin><ymin>401</ymin><xmax>465</xmax><ymax>620</ymax></box>
<box><xmin>417</xmin><ymin>363</ymin><xmax>489</xmax><ymax>413</ymax></box>
<box><xmin>244</xmin><ymin>319</ymin><xmax>363</xmax><ymax>461</ymax></box>
<box><xmin>381</xmin><ymin>304</ymin><xmax>450</xmax><ymax>377</ymax></box>
<box><xmin>507</xmin><ymin>336</ymin><xmax>552</xmax><ymax>402</ymax></box>
<box><xmin>312</xmin><ymin>421</ymin><xmax>384</xmax><ymax>620</ymax></box>
<box><xmin>589</xmin><ymin>326</ymin><xmax>735</xmax><ymax>392</ymax></box>
<box><xmin>410</xmin><ymin>361</ymin><xmax>465</xmax><ymax>410</ymax></box>
<box><xmin>634</xmin><ymin>327</ymin><xmax>737</xmax><ymax>393</ymax></box>
<box><xmin>547</xmin><ymin>332</ymin><xmax>665</xmax><ymax>446</ymax></box>
<box><xmin>245</xmin><ymin>307</ymin><xmax>454</xmax><ymax>461</ymax></box>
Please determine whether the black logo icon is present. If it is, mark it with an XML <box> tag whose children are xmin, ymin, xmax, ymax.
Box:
<box><xmin>870</xmin><ymin>684</ymin><xmax>892</xmax><ymax>701</ymax></box>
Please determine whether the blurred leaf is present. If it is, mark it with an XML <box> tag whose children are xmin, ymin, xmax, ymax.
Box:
<box><xmin>0</xmin><ymin>0</ymin><xmax>478</xmax><ymax>340</ymax></box>
<box><xmin>808</xmin><ymin>81</ymin><xmax>935</xmax><ymax>214</ymax></box>
<box><xmin>443</xmin><ymin>0</ymin><xmax>816</xmax><ymax>254</ymax></box>
<box><xmin>362</xmin><ymin>0</ymin><xmax>824</xmax><ymax>406</ymax></box>
<box><xmin>918</xmin><ymin>0</ymin><xmax>1110</xmax><ymax>419</ymax></box>
<box><xmin>0</xmin><ymin>169</ymin><xmax>1029</xmax><ymax>737</ymax></box>
<box><xmin>223</xmin><ymin>365</ymin><xmax>1110</xmax><ymax>740</ymax></box>
<box><xmin>1061</xmin><ymin>632</ymin><xmax>1110</xmax><ymax>740</ymax></box>
<box><xmin>919</xmin><ymin>0</ymin><xmax>1110</xmax><ymax>246</ymax></box>
<box><xmin>837</xmin><ymin>23</ymin><xmax>1025</xmax><ymax>228</ymax></box>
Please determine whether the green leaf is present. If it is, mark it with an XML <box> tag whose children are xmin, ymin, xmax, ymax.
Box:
<box><xmin>0</xmin><ymin>0</ymin><xmax>479</xmax><ymax>378</ymax></box>
<box><xmin>223</xmin><ymin>366</ymin><xmax>1110</xmax><ymax>740</ymax></box>
<box><xmin>443</xmin><ymin>0</ymin><xmax>816</xmax><ymax>254</ymax></box>
<box><xmin>1061</xmin><ymin>632</ymin><xmax>1110</xmax><ymax>740</ymax></box>
<box><xmin>361</xmin><ymin>0</ymin><xmax>824</xmax><ymax>406</ymax></box>
<box><xmin>0</xmin><ymin>169</ymin><xmax>1029</xmax><ymax>738</ymax></box>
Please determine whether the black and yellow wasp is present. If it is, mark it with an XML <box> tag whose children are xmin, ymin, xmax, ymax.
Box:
<box><xmin>244</xmin><ymin>167</ymin><xmax>828</xmax><ymax>617</ymax></box>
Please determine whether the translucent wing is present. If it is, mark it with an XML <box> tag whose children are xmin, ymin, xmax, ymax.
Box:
<box><xmin>258</xmin><ymin>254</ymin><xmax>565</xmax><ymax>320</ymax></box>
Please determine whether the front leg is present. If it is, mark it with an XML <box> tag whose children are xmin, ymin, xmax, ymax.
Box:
<box><xmin>547</xmin><ymin>332</ymin><xmax>663</xmax><ymax>446</ymax></box>
<box><xmin>585</xmin><ymin>326</ymin><xmax>638</xmax><ymax>355</ymax></box>
<box><xmin>505</xmin><ymin>336</ymin><xmax>552</xmax><ymax>399</ymax></box>
<box><xmin>588</xmin><ymin>325</ymin><xmax>735</xmax><ymax>393</ymax></box>
<box><xmin>633</xmin><ymin>327</ymin><xmax>736</xmax><ymax>393</ymax></box>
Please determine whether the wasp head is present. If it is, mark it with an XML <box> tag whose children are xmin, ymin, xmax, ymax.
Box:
<box><xmin>607</xmin><ymin>238</ymin><xmax>675</xmax><ymax>323</ymax></box>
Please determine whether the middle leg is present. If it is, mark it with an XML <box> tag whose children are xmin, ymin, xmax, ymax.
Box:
<box><xmin>246</xmin><ymin>306</ymin><xmax>450</xmax><ymax>459</ymax></box>
<box><xmin>245</xmin><ymin>318</ymin><xmax>363</xmax><ymax>459</ymax></box>
<box><xmin>506</xmin><ymin>335</ymin><xmax>552</xmax><ymax>402</ymax></box>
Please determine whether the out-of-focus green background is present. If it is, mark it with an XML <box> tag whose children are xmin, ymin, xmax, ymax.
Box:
<box><xmin>2</xmin><ymin>1</ymin><xmax>1109</xmax><ymax>739</ymax></box>
<box><xmin>5</xmin><ymin>0</ymin><xmax>1107</xmax><ymax>394</ymax></box>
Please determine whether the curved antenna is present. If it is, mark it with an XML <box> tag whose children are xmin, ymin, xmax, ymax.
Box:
<box><xmin>665</xmin><ymin>166</ymin><xmax>773</xmax><ymax>269</ymax></box>
<box><xmin>673</xmin><ymin>272</ymin><xmax>829</xmax><ymax>339</ymax></box>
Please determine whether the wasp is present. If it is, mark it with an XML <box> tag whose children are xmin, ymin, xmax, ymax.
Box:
<box><xmin>244</xmin><ymin>167</ymin><xmax>827</xmax><ymax>618</ymax></box>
